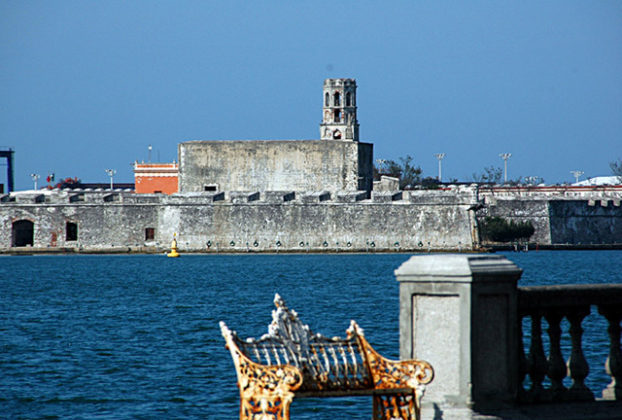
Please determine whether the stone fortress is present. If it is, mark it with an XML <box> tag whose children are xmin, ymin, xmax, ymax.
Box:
<box><xmin>179</xmin><ymin>79</ymin><xmax>373</xmax><ymax>193</ymax></box>
<box><xmin>2</xmin><ymin>79</ymin><xmax>621</xmax><ymax>252</ymax></box>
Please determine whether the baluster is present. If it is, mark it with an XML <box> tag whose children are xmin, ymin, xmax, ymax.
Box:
<box><xmin>527</xmin><ymin>312</ymin><xmax>549</xmax><ymax>400</ymax></box>
<box><xmin>566</xmin><ymin>306</ymin><xmax>594</xmax><ymax>401</ymax></box>
<box><xmin>598</xmin><ymin>304</ymin><xmax>622</xmax><ymax>400</ymax></box>
<box><xmin>545</xmin><ymin>310</ymin><xmax>567</xmax><ymax>400</ymax></box>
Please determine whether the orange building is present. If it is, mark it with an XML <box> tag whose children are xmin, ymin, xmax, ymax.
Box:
<box><xmin>133</xmin><ymin>162</ymin><xmax>179</xmax><ymax>194</ymax></box>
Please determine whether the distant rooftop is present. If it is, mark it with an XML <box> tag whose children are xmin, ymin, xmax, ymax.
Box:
<box><xmin>573</xmin><ymin>176</ymin><xmax>621</xmax><ymax>186</ymax></box>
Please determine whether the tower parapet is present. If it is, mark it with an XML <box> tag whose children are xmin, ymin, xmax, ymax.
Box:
<box><xmin>320</xmin><ymin>78</ymin><xmax>359</xmax><ymax>141</ymax></box>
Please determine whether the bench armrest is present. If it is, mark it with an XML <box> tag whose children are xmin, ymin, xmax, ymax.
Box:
<box><xmin>220</xmin><ymin>322</ymin><xmax>304</xmax><ymax>396</ymax></box>
<box><xmin>349</xmin><ymin>321</ymin><xmax>434</xmax><ymax>390</ymax></box>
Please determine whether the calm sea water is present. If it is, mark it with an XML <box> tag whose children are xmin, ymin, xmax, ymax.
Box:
<box><xmin>1</xmin><ymin>251</ymin><xmax>620</xmax><ymax>419</ymax></box>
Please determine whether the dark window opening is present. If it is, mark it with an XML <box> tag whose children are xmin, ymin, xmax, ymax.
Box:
<box><xmin>12</xmin><ymin>220</ymin><xmax>34</xmax><ymax>247</ymax></box>
<box><xmin>66</xmin><ymin>222</ymin><xmax>78</xmax><ymax>241</ymax></box>
<box><xmin>69</xmin><ymin>193</ymin><xmax>84</xmax><ymax>203</ymax></box>
<box><xmin>333</xmin><ymin>129</ymin><xmax>342</xmax><ymax>139</ymax></box>
<box><xmin>145</xmin><ymin>227</ymin><xmax>155</xmax><ymax>241</ymax></box>
<box><xmin>324</xmin><ymin>92</ymin><xmax>329</xmax><ymax>106</ymax></box>
<box><xmin>334</xmin><ymin>110</ymin><xmax>341</xmax><ymax>123</ymax></box>
<box><xmin>334</xmin><ymin>92</ymin><xmax>340</xmax><ymax>106</ymax></box>
<box><xmin>346</xmin><ymin>92</ymin><xmax>351</xmax><ymax>106</ymax></box>
<box><xmin>154</xmin><ymin>190</ymin><xmax>162</xmax><ymax>194</ymax></box>
<box><xmin>204</xmin><ymin>185</ymin><xmax>217</xmax><ymax>192</ymax></box>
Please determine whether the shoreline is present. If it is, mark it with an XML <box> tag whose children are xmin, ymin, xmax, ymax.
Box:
<box><xmin>2</xmin><ymin>244</ymin><xmax>622</xmax><ymax>255</ymax></box>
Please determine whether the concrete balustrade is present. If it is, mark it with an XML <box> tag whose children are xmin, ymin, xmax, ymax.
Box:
<box><xmin>396</xmin><ymin>254</ymin><xmax>522</xmax><ymax>412</ymax></box>
<box><xmin>518</xmin><ymin>285</ymin><xmax>622</xmax><ymax>402</ymax></box>
<box><xmin>396</xmin><ymin>254</ymin><xmax>622</xmax><ymax>419</ymax></box>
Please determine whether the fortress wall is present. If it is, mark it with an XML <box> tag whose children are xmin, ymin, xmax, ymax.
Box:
<box><xmin>477</xmin><ymin>199</ymin><xmax>552</xmax><ymax>244</ymax></box>
<box><xmin>0</xmin><ymin>201</ymin><xmax>159</xmax><ymax>249</ymax></box>
<box><xmin>7</xmin><ymin>189</ymin><xmax>620</xmax><ymax>250</ymax></box>
<box><xmin>478</xmin><ymin>198</ymin><xmax>622</xmax><ymax>245</ymax></box>
<box><xmin>548</xmin><ymin>200</ymin><xmax>622</xmax><ymax>245</ymax></box>
<box><xmin>480</xmin><ymin>186</ymin><xmax>622</xmax><ymax>201</ymax></box>
<box><xmin>9</xmin><ymin>190</ymin><xmax>621</xmax><ymax>250</ymax></box>
<box><xmin>406</xmin><ymin>188</ymin><xmax>478</xmax><ymax>205</ymax></box>
<box><xmin>162</xmin><ymin>201</ymin><xmax>475</xmax><ymax>252</ymax></box>
<box><xmin>0</xmin><ymin>190</ymin><xmax>476</xmax><ymax>251</ymax></box>
<box><xmin>357</xmin><ymin>143</ymin><xmax>374</xmax><ymax>191</ymax></box>
<box><xmin>178</xmin><ymin>140</ymin><xmax>373</xmax><ymax>193</ymax></box>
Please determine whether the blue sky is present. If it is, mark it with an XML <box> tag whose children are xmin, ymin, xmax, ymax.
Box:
<box><xmin>1</xmin><ymin>1</ymin><xmax>621</xmax><ymax>190</ymax></box>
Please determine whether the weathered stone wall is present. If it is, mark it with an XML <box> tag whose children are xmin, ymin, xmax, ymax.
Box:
<box><xmin>0</xmin><ymin>188</ymin><xmax>478</xmax><ymax>252</ymax></box>
<box><xmin>479</xmin><ymin>185</ymin><xmax>622</xmax><ymax>201</ymax></box>
<box><xmin>0</xmin><ymin>191</ymin><xmax>159</xmax><ymax>249</ymax></box>
<box><xmin>4</xmin><ymin>188</ymin><xmax>621</xmax><ymax>251</ymax></box>
<box><xmin>478</xmin><ymin>198</ymin><xmax>622</xmax><ymax>245</ymax></box>
<box><xmin>549</xmin><ymin>200</ymin><xmax>622</xmax><ymax>245</ymax></box>
<box><xmin>357</xmin><ymin>142</ymin><xmax>373</xmax><ymax>191</ymax></box>
<box><xmin>477</xmin><ymin>199</ymin><xmax>552</xmax><ymax>244</ymax></box>
<box><xmin>178</xmin><ymin>140</ymin><xmax>373</xmax><ymax>193</ymax></box>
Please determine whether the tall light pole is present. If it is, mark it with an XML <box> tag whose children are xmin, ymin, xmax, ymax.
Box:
<box><xmin>499</xmin><ymin>153</ymin><xmax>512</xmax><ymax>183</ymax></box>
<box><xmin>30</xmin><ymin>173</ymin><xmax>40</xmax><ymax>190</ymax></box>
<box><xmin>434</xmin><ymin>153</ymin><xmax>445</xmax><ymax>182</ymax></box>
<box><xmin>148</xmin><ymin>144</ymin><xmax>152</xmax><ymax>163</ymax></box>
<box><xmin>105</xmin><ymin>169</ymin><xmax>116</xmax><ymax>190</ymax></box>
<box><xmin>571</xmin><ymin>170</ymin><xmax>584</xmax><ymax>184</ymax></box>
<box><xmin>375</xmin><ymin>159</ymin><xmax>386</xmax><ymax>174</ymax></box>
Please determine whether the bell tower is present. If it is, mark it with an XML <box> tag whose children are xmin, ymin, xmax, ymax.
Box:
<box><xmin>320</xmin><ymin>78</ymin><xmax>359</xmax><ymax>141</ymax></box>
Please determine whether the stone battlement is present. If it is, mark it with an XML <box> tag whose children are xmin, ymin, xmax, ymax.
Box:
<box><xmin>1</xmin><ymin>186</ymin><xmax>479</xmax><ymax>206</ymax></box>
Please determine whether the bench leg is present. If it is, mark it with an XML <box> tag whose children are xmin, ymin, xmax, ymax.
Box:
<box><xmin>373</xmin><ymin>392</ymin><xmax>419</xmax><ymax>420</ymax></box>
<box><xmin>240</xmin><ymin>393</ymin><xmax>294</xmax><ymax>420</ymax></box>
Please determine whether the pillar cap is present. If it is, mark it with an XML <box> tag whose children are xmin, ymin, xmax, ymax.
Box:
<box><xmin>395</xmin><ymin>254</ymin><xmax>522</xmax><ymax>283</ymax></box>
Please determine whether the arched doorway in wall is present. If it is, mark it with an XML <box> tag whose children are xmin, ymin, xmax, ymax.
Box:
<box><xmin>12</xmin><ymin>220</ymin><xmax>34</xmax><ymax>247</ymax></box>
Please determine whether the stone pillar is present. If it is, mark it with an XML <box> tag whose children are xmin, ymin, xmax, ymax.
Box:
<box><xmin>396</xmin><ymin>254</ymin><xmax>522</xmax><ymax>413</ymax></box>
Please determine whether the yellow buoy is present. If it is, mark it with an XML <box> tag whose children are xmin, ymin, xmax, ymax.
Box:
<box><xmin>167</xmin><ymin>233</ymin><xmax>180</xmax><ymax>258</ymax></box>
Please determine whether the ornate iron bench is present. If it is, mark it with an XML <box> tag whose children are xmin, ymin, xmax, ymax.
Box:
<box><xmin>220</xmin><ymin>294</ymin><xmax>434</xmax><ymax>420</ymax></box>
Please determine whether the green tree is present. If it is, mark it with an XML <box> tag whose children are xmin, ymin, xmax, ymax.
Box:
<box><xmin>611</xmin><ymin>158</ymin><xmax>622</xmax><ymax>183</ymax></box>
<box><xmin>420</xmin><ymin>176</ymin><xmax>441</xmax><ymax>189</ymax></box>
<box><xmin>375</xmin><ymin>155</ymin><xmax>423</xmax><ymax>189</ymax></box>
<box><xmin>471</xmin><ymin>166</ymin><xmax>503</xmax><ymax>184</ymax></box>
<box><xmin>479</xmin><ymin>217</ymin><xmax>535</xmax><ymax>243</ymax></box>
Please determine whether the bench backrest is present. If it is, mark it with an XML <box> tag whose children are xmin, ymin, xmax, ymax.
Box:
<box><xmin>222</xmin><ymin>294</ymin><xmax>372</xmax><ymax>392</ymax></box>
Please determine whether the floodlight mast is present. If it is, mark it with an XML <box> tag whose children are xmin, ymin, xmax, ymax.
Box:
<box><xmin>105</xmin><ymin>169</ymin><xmax>116</xmax><ymax>190</ymax></box>
<box><xmin>30</xmin><ymin>173</ymin><xmax>40</xmax><ymax>190</ymax></box>
<box><xmin>434</xmin><ymin>153</ymin><xmax>445</xmax><ymax>181</ymax></box>
<box><xmin>570</xmin><ymin>170</ymin><xmax>584</xmax><ymax>184</ymax></box>
<box><xmin>375</xmin><ymin>159</ymin><xmax>386</xmax><ymax>174</ymax></box>
<box><xmin>499</xmin><ymin>153</ymin><xmax>512</xmax><ymax>183</ymax></box>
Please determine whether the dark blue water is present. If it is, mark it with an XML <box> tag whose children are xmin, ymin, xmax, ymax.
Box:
<box><xmin>0</xmin><ymin>251</ymin><xmax>620</xmax><ymax>419</ymax></box>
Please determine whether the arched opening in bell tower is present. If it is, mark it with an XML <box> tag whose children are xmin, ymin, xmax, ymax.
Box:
<box><xmin>334</xmin><ymin>92</ymin><xmax>340</xmax><ymax>106</ymax></box>
<box><xmin>325</xmin><ymin>92</ymin><xmax>329</xmax><ymax>106</ymax></box>
<box><xmin>346</xmin><ymin>92</ymin><xmax>352</xmax><ymax>106</ymax></box>
<box><xmin>334</xmin><ymin>110</ymin><xmax>341</xmax><ymax>123</ymax></box>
